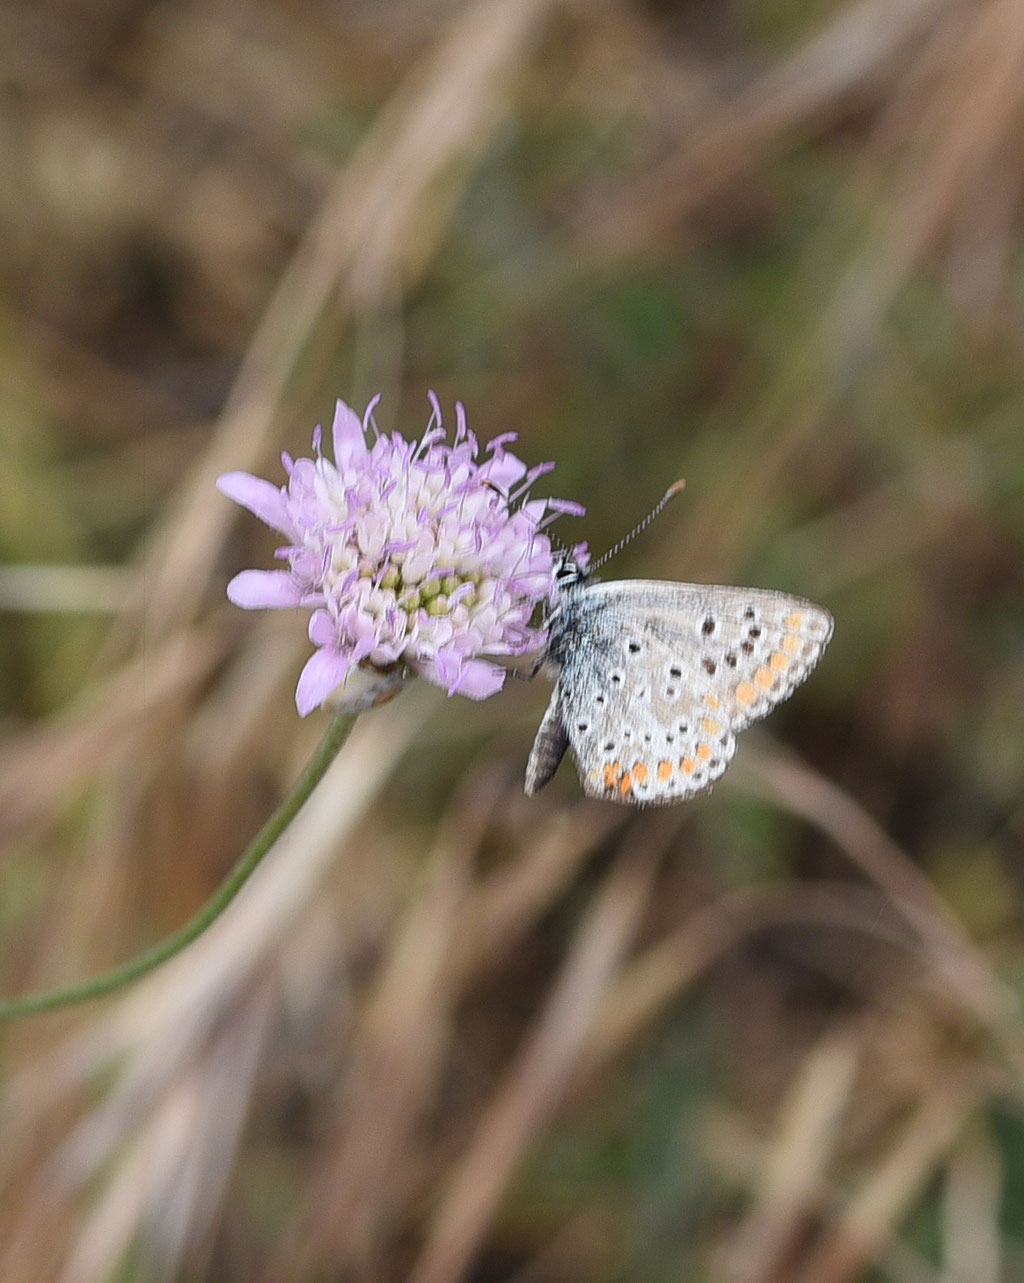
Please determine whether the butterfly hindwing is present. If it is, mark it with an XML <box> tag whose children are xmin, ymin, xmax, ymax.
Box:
<box><xmin>529</xmin><ymin>579</ymin><xmax>832</xmax><ymax>806</ymax></box>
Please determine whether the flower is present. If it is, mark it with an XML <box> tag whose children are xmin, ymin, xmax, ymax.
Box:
<box><xmin>217</xmin><ymin>394</ymin><xmax>585</xmax><ymax>715</ymax></box>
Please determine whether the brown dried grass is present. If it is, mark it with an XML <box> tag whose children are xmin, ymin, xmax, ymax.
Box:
<box><xmin>2</xmin><ymin>1</ymin><xmax>1024</xmax><ymax>1280</ymax></box>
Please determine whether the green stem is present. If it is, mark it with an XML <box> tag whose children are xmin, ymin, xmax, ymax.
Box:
<box><xmin>0</xmin><ymin>711</ymin><xmax>358</xmax><ymax>1021</ymax></box>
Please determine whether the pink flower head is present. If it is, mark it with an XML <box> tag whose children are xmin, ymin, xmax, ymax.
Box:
<box><xmin>217</xmin><ymin>395</ymin><xmax>584</xmax><ymax>715</ymax></box>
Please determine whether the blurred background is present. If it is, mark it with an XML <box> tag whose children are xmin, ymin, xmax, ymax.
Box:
<box><xmin>2</xmin><ymin>0</ymin><xmax>1024</xmax><ymax>1279</ymax></box>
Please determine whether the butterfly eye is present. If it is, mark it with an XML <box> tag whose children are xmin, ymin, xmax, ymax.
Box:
<box><xmin>554</xmin><ymin>556</ymin><xmax>589</xmax><ymax>590</ymax></box>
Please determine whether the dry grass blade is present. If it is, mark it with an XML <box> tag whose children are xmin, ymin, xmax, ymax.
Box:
<box><xmin>12</xmin><ymin>694</ymin><xmax>425</xmax><ymax>1079</ymax></box>
<box><xmin>455</xmin><ymin>807</ymin><xmax>623</xmax><ymax>975</ymax></box>
<box><xmin>817</xmin><ymin>0</ymin><xmax>1024</xmax><ymax>362</ymax></box>
<box><xmin>793</xmin><ymin>1083</ymin><xmax>983</xmax><ymax>1283</ymax></box>
<box><xmin>0</xmin><ymin>627</ymin><xmax>225</xmax><ymax>846</ymax></box>
<box><xmin>408</xmin><ymin>826</ymin><xmax>667</xmax><ymax>1283</ymax></box>
<box><xmin>271</xmin><ymin>763</ymin><xmax>507</xmax><ymax>1277</ymax></box>
<box><xmin>264</xmin><ymin>789</ymin><xmax>622</xmax><ymax>1280</ymax></box>
<box><xmin>941</xmin><ymin>1123</ymin><xmax>1003</xmax><ymax>1283</ymax></box>
<box><xmin>724</xmin><ymin>1024</ymin><xmax>863</xmax><ymax>1282</ymax></box>
<box><xmin>55</xmin><ymin>989</ymin><xmax>274</xmax><ymax>1283</ymax></box>
<box><xmin>580</xmin><ymin>882</ymin><xmax>915</xmax><ymax>1079</ymax></box>
<box><xmin>582</xmin><ymin>0</ymin><xmax>953</xmax><ymax>251</ymax></box>
<box><xmin>0</xmin><ymin>693</ymin><xmax>429</xmax><ymax>1283</ymax></box>
<box><xmin>0</xmin><ymin>565</ymin><xmax>138</xmax><ymax>615</ymax></box>
<box><xmin>740</xmin><ymin>751</ymin><xmax>1024</xmax><ymax>1088</ymax></box>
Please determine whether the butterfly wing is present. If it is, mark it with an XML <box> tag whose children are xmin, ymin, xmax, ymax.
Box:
<box><xmin>534</xmin><ymin>580</ymin><xmax>832</xmax><ymax>806</ymax></box>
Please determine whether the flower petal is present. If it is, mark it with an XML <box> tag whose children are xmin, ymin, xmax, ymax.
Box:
<box><xmin>308</xmin><ymin>608</ymin><xmax>338</xmax><ymax>646</ymax></box>
<box><xmin>217</xmin><ymin>472</ymin><xmax>292</xmax><ymax>535</ymax></box>
<box><xmin>520</xmin><ymin>498</ymin><xmax>548</xmax><ymax>526</ymax></box>
<box><xmin>226</xmin><ymin>570</ymin><xmax>302</xmax><ymax>609</ymax></box>
<box><xmin>295</xmin><ymin>647</ymin><xmax>353</xmax><ymax>716</ymax></box>
<box><xmin>448</xmin><ymin>658</ymin><xmax>506</xmax><ymax>699</ymax></box>
<box><xmin>417</xmin><ymin>651</ymin><xmax>505</xmax><ymax>699</ymax></box>
<box><xmin>482</xmin><ymin>449</ymin><xmax>527</xmax><ymax>492</ymax></box>
<box><xmin>331</xmin><ymin>399</ymin><xmax>368</xmax><ymax>468</ymax></box>
<box><xmin>545</xmin><ymin>497</ymin><xmax>587</xmax><ymax>518</ymax></box>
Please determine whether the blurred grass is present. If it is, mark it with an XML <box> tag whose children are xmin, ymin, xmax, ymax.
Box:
<box><xmin>2</xmin><ymin>0</ymin><xmax>1024</xmax><ymax>1280</ymax></box>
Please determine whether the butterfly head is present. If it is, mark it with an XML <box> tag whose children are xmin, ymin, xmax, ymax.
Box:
<box><xmin>552</xmin><ymin>549</ymin><xmax>591</xmax><ymax>594</ymax></box>
<box><xmin>547</xmin><ymin>481</ymin><xmax>685</xmax><ymax>605</ymax></box>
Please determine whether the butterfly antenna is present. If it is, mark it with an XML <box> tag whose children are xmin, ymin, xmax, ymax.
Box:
<box><xmin>590</xmin><ymin>479</ymin><xmax>685</xmax><ymax>573</ymax></box>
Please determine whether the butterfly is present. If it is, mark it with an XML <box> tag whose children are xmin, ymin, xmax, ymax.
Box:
<box><xmin>525</xmin><ymin>560</ymin><xmax>833</xmax><ymax>807</ymax></box>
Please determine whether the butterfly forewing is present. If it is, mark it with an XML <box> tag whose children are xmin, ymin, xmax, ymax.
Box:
<box><xmin>530</xmin><ymin>579</ymin><xmax>833</xmax><ymax>806</ymax></box>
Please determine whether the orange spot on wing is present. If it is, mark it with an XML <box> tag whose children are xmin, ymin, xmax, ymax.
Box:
<box><xmin>603</xmin><ymin>763</ymin><xmax>621</xmax><ymax>791</ymax></box>
<box><xmin>620</xmin><ymin>771</ymin><xmax>633</xmax><ymax>795</ymax></box>
<box><xmin>701</xmin><ymin>717</ymin><xmax>721</xmax><ymax>736</ymax></box>
<box><xmin>632</xmin><ymin>763</ymin><xmax>649</xmax><ymax>785</ymax></box>
<box><xmin>735</xmin><ymin>681</ymin><xmax>757</xmax><ymax>706</ymax></box>
<box><xmin>657</xmin><ymin>760</ymin><xmax>673</xmax><ymax>781</ymax></box>
<box><xmin>784</xmin><ymin>611</ymin><xmax>805</xmax><ymax>630</ymax></box>
<box><xmin>706</xmin><ymin>693</ymin><xmax>720</xmax><ymax>710</ymax></box>
<box><xmin>680</xmin><ymin>758</ymin><xmax>696</xmax><ymax>774</ymax></box>
<box><xmin>769</xmin><ymin>651</ymin><xmax>790</xmax><ymax>672</ymax></box>
<box><xmin>696</xmin><ymin>743</ymin><xmax>711</xmax><ymax>762</ymax></box>
<box><xmin>781</xmin><ymin>634</ymin><xmax>801</xmax><ymax>655</ymax></box>
<box><xmin>754</xmin><ymin>666</ymin><xmax>774</xmax><ymax>691</ymax></box>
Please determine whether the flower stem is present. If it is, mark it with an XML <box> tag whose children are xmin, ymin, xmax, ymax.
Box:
<box><xmin>0</xmin><ymin>711</ymin><xmax>358</xmax><ymax>1021</ymax></box>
